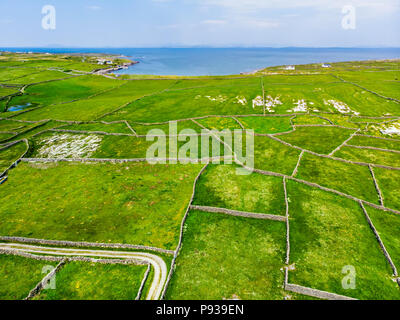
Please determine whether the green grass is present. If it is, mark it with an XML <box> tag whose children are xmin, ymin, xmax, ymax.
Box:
<box><xmin>0</xmin><ymin>254</ymin><xmax>57</xmax><ymax>300</ymax></box>
<box><xmin>61</xmin><ymin>122</ymin><xmax>133</xmax><ymax>134</ymax></box>
<box><xmin>292</xmin><ymin>115</ymin><xmax>331</xmax><ymax>125</ymax></box>
<box><xmin>295</xmin><ymin>153</ymin><xmax>379</xmax><ymax>204</ymax></box>
<box><xmin>374</xmin><ymin>167</ymin><xmax>400</xmax><ymax>211</ymax></box>
<box><xmin>253</xmin><ymin>135</ymin><xmax>301</xmax><ymax>175</ymax></box>
<box><xmin>287</xmin><ymin>181</ymin><xmax>400</xmax><ymax>299</ymax></box>
<box><xmin>166</xmin><ymin>210</ymin><xmax>288</xmax><ymax>300</ymax></box>
<box><xmin>196</xmin><ymin>116</ymin><xmax>242</xmax><ymax>131</ymax></box>
<box><xmin>102</xmin><ymin>79</ymin><xmax>263</xmax><ymax>123</ymax></box>
<box><xmin>279</xmin><ymin>126</ymin><xmax>355</xmax><ymax>154</ymax></box>
<box><xmin>0</xmin><ymin>162</ymin><xmax>203</xmax><ymax>250</ymax></box>
<box><xmin>0</xmin><ymin>140</ymin><xmax>27</xmax><ymax>173</ymax></box>
<box><xmin>35</xmin><ymin>261</ymin><xmax>148</xmax><ymax>300</ymax></box>
<box><xmin>193</xmin><ymin>164</ymin><xmax>286</xmax><ymax>215</ymax></box>
<box><xmin>131</xmin><ymin>120</ymin><xmax>203</xmax><ymax>135</ymax></box>
<box><xmin>366</xmin><ymin>206</ymin><xmax>400</xmax><ymax>269</ymax></box>
<box><xmin>13</xmin><ymin>80</ymin><xmax>176</xmax><ymax>121</ymax></box>
<box><xmin>7</xmin><ymin>75</ymin><xmax>123</xmax><ymax>108</ymax></box>
<box><xmin>348</xmin><ymin>135</ymin><xmax>400</xmax><ymax>151</ymax></box>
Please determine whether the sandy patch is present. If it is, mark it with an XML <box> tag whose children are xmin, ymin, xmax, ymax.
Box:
<box><xmin>252</xmin><ymin>95</ymin><xmax>282</xmax><ymax>112</ymax></box>
<box><xmin>38</xmin><ymin>134</ymin><xmax>102</xmax><ymax>158</ymax></box>
<box><xmin>265</xmin><ymin>95</ymin><xmax>282</xmax><ymax>113</ymax></box>
<box><xmin>234</xmin><ymin>96</ymin><xmax>247</xmax><ymax>105</ymax></box>
<box><xmin>324</xmin><ymin>99</ymin><xmax>360</xmax><ymax>115</ymax></box>
<box><xmin>378</xmin><ymin>122</ymin><xmax>400</xmax><ymax>136</ymax></box>
<box><xmin>288</xmin><ymin>99</ymin><xmax>308</xmax><ymax>112</ymax></box>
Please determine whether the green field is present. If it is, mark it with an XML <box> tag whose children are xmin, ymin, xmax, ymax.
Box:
<box><xmin>0</xmin><ymin>254</ymin><xmax>57</xmax><ymax>300</ymax></box>
<box><xmin>35</xmin><ymin>261</ymin><xmax>148</xmax><ymax>300</ymax></box>
<box><xmin>0</xmin><ymin>53</ymin><xmax>399</xmax><ymax>300</ymax></box>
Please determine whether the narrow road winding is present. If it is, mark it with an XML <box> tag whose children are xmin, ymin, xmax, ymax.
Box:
<box><xmin>0</xmin><ymin>243</ymin><xmax>167</xmax><ymax>300</ymax></box>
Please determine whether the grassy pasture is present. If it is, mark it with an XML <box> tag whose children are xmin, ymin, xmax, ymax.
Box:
<box><xmin>103</xmin><ymin>80</ymin><xmax>263</xmax><ymax>123</ymax></box>
<box><xmin>295</xmin><ymin>153</ymin><xmax>379</xmax><ymax>203</ymax></box>
<box><xmin>374</xmin><ymin>168</ymin><xmax>400</xmax><ymax>211</ymax></box>
<box><xmin>334</xmin><ymin>146</ymin><xmax>400</xmax><ymax>168</ymax></box>
<box><xmin>287</xmin><ymin>181</ymin><xmax>400</xmax><ymax>300</ymax></box>
<box><xmin>253</xmin><ymin>135</ymin><xmax>301</xmax><ymax>175</ymax></box>
<box><xmin>131</xmin><ymin>120</ymin><xmax>203</xmax><ymax>135</ymax></box>
<box><xmin>14</xmin><ymin>80</ymin><xmax>176</xmax><ymax>121</ymax></box>
<box><xmin>193</xmin><ymin>164</ymin><xmax>286</xmax><ymax>215</ymax></box>
<box><xmin>0</xmin><ymin>162</ymin><xmax>203</xmax><ymax>250</ymax></box>
<box><xmin>0</xmin><ymin>140</ymin><xmax>27</xmax><ymax>173</ymax></box>
<box><xmin>348</xmin><ymin>135</ymin><xmax>400</xmax><ymax>151</ymax></box>
<box><xmin>366</xmin><ymin>206</ymin><xmax>400</xmax><ymax>269</ymax></box>
<box><xmin>166</xmin><ymin>210</ymin><xmax>288</xmax><ymax>300</ymax></box>
<box><xmin>35</xmin><ymin>261</ymin><xmax>148</xmax><ymax>300</ymax></box>
<box><xmin>292</xmin><ymin>115</ymin><xmax>330</xmax><ymax>125</ymax></box>
<box><xmin>0</xmin><ymin>254</ymin><xmax>57</xmax><ymax>300</ymax></box>
<box><xmin>279</xmin><ymin>126</ymin><xmax>355</xmax><ymax>154</ymax></box>
<box><xmin>3</xmin><ymin>70</ymin><xmax>71</xmax><ymax>85</ymax></box>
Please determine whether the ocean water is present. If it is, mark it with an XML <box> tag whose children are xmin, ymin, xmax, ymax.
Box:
<box><xmin>2</xmin><ymin>47</ymin><xmax>400</xmax><ymax>76</ymax></box>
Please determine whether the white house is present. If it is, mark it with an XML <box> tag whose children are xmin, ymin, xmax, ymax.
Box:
<box><xmin>322</xmin><ymin>63</ymin><xmax>331</xmax><ymax>68</ymax></box>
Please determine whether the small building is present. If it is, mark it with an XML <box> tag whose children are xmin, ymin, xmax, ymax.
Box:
<box><xmin>322</xmin><ymin>63</ymin><xmax>331</xmax><ymax>68</ymax></box>
<box><xmin>284</xmin><ymin>65</ymin><xmax>295</xmax><ymax>70</ymax></box>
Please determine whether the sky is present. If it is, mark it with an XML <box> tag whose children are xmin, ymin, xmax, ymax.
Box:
<box><xmin>0</xmin><ymin>0</ymin><xmax>399</xmax><ymax>47</ymax></box>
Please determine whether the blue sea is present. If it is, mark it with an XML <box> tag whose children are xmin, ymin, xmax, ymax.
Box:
<box><xmin>1</xmin><ymin>47</ymin><xmax>400</xmax><ymax>76</ymax></box>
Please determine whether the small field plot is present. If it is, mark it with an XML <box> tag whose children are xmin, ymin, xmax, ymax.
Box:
<box><xmin>0</xmin><ymin>86</ymin><xmax>18</xmax><ymax>98</ymax></box>
<box><xmin>362</xmin><ymin>121</ymin><xmax>400</xmax><ymax>138</ymax></box>
<box><xmin>373</xmin><ymin>168</ymin><xmax>400</xmax><ymax>211</ymax></box>
<box><xmin>35</xmin><ymin>261</ymin><xmax>148</xmax><ymax>300</ymax></box>
<box><xmin>7</xmin><ymin>75</ymin><xmax>123</xmax><ymax>108</ymax></box>
<box><xmin>239</xmin><ymin>116</ymin><xmax>292</xmax><ymax>134</ymax></box>
<box><xmin>287</xmin><ymin>181</ymin><xmax>400</xmax><ymax>300</ymax></box>
<box><xmin>253</xmin><ymin>135</ymin><xmax>301</xmax><ymax>175</ymax></box>
<box><xmin>171</xmin><ymin>77</ymin><xmax>261</xmax><ymax>90</ymax></box>
<box><xmin>292</xmin><ymin>115</ymin><xmax>331</xmax><ymax>125</ymax></box>
<box><xmin>3</xmin><ymin>70</ymin><xmax>71</xmax><ymax>85</ymax></box>
<box><xmin>366</xmin><ymin>206</ymin><xmax>400</xmax><ymax>268</ymax></box>
<box><xmin>295</xmin><ymin>153</ymin><xmax>379</xmax><ymax>204</ymax></box>
<box><xmin>334</xmin><ymin>146</ymin><xmax>400</xmax><ymax>168</ymax></box>
<box><xmin>279</xmin><ymin>126</ymin><xmax>355</xmax><ymax>155</ymax></box>
<box><xmin>103</xmin><ymin>79</ymin><xmax>263</xmax><ymax>123</ymax></box>
<box><xmin>14</xmin><ymin>80</ymin><xmax>175</xmax><ymax>122</ymax></box>
<box><xmin>262</xmin><ymin>74</ymin><xmax>337</xmax><ymax>85</ymax></box>
<box><xmin>0</xmin><ymin>68</ymin><xmax>39</xmax><ymax>82</ymax></box>
<box><xmin>263</xmin><ymin>82</ymin><xmax>399</xmax><ymax>116</ymax></box>
<box><xmin>131</xmin><ymin>120</ymin><xmax>203</xmax><ymax>135</ymax></box>
<box><xmin>196</xmin><ymin>116</ymin><xmax>242</xmax><ymax>131</ymax></box>
<box><xmin>0</xmin><ymin>254</ymin><xmax>57</xmax><ymax>300</ymax></box>
<box><xmin>165</xmin><ymin>210</ymin><xmax>288</xmax><ymax>300</ymax></box>
<box><xmin>193</xmin><ymin>164</ymin><xmax>286</xmax><ymax>215</ymax></box>
<box><xmin>0</xmin><ymin>162</ymin><xmax>203</xmax><ymax>250</ymax></box>
<box><xmin>348</xmin><ymin>135</ymin><xmax>400</xmax><ymax>151</ymax></box>
<box><xmin>61</xmin><ymin>122</ymin><xmax>133</xmax><ymax>134</ymax></box>
<box><xmin>0</xmin><ymin>140</ymin><xmax>27</xmax><ymax>173</ymax></box>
